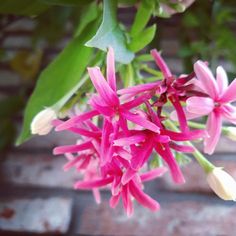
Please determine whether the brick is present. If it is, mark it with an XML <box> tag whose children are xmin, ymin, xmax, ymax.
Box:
<box><xmin>0</xmin><ymin>153</ymin><xmax>80</xmax><ymax>188</ymax></box>
<box><xmin>160</xmin><ymin>39</ymin><xmax>179</xmax><ymax>56</ymax></box>
<box><xmin>17</xmin><ymin>129</ymin><xmax>78</xmax><ymax>151</ymax></box>
<box><xmin>0</xmin><ymin>197</ymin><xmax>72</xmax><ymax>234</ymax></box>
<box><xmin>160</xmin><ymin>157</ymin><xmax>236</xmax><ymax>193</ymax></box>
<box><xmin>76</xmin><ymin>195</ymin><xmax>236</xmax><ymax>236</ymax></box>
<box><xmin>0</xmin><ymin>71</ymin><xmax>20</xmax><ymax>86</ymax></box>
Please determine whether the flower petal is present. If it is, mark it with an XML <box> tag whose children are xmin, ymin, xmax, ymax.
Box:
<box><xmin>88</xmin><ymin>67</ymin><xmax>119</xmax><ymax>106</ymax></box>
<box><xmin>216</xmin><ymin>66</ymin><xmax>228</xmax><ymax>96</ymax></box>
<box><xmin>53</xmin><ymin>141</ymin><xmax>93</xmax><ymax>155</ymax></box>
<box><xmin>56</xmin><ymin>110</ymin><xmax>99</xmax><ymax>131</ymax></box>
<box><xmin>123</xmin><ymin>111</ymin><xmax>160</xmax><ymax>133</ymax></box>
<box><xmin>204</xmin><ymin>111</ymin><xmax>222</xmax><ymax>155</ymax></box>
<box><xmin>155</xmin><ymin>144</ymin><xmax>185</xmax><ymax>184</ymax></box>
<box><xmin>74</xmin><ymin>176</ymin><xmax>113</xmax><ymax>189</ymax></box>
<box><xmin>220</xmin><ymin>79</ymin><xmax>236</xmax><ymax>103</ymax></box>
<box><xmin>129</xmin><ymin>180</ymin><xmax>160</xmax><ymax>211</ymax></box>
<box><xmin>186</xmin><ymin>96</ymin><xmax>214</xmax><ymax>115</ymax></box>
<box><xmin>106</xmin><ymin>47</ymin><xmax>116</xmax><ymax>91</ymax></box>
<box><xmin>122</xmin><ymin>184</ymin><xmax>133</xmax><ymax>216</ymax></box>
<box><xmin>113</xmin><ymin>134</ymin><xmax>146</xmax><ymax>146</ymax></box>
<box><xmin>221</xmin><ymin>104</ymin><xmax>236</xmax><ymax>125</ymax></box>
<box><xmin>150</xmin><ymin>49</ymin><xmax>172</xmax><ymax>78</ymax></box>
<box><xmin>194</xmin><ymin>60</ymin><xmax>218</xmax><ymax>99</ymax></box>
<box><xmin>140</xmin><ymin>167</ymin><xmax>168</xmax><ymax>182</ymax></box>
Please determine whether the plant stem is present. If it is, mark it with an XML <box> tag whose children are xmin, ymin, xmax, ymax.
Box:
<box><xmin>164</xmin><ymin>119</ymin><xmax>215</xmax><ymax>173</ymax></box>
<box><xmin>141</xmin><ymin>65</ymin><xmax>163</xmax><ymax>78</ymax></box>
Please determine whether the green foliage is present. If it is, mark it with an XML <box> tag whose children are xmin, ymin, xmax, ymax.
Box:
<box><xmin>16</xmin><ymin>17</ymin><xmax>101</xmax><ymax>145</ymax></box>
<box><xmin>129</xmin><ymin>25</ymin><xmax>156</xmax><ymax>52</ymax></box>
<box><xmin>86</xmin><ymin>0</ymin><xmax>134</xmax><ymax>64</ymax></box>
<box><xmin>179</xmin><ymin>0</ymin><xmax>236</xmax><ymax>75</ymax></box>
<box><xmin>130</xmin><ymin>0</ymin><xmax>154</xmax><ymax>37</ymax></box>
<box><xmin>0</xmin><ymin>96</ymin><xmax>24</xmax><ymax>152</ymax></box>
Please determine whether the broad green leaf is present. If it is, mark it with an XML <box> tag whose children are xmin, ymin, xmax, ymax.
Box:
<box><xmin>74</xmin><ymin>2</ymin><xmax>99</xmax><ymax>37</ymax></box>
<box><xmin>86</xmin><ymin>0</ymin><xmax>134</xmax><ymax>64</ymax></box>
<box><xmin>129</xmin><ymin>25</ymin><xmax>156</xmax><ymax>52</ymax></box>
<box><xmin>0</xmin><ymin>0</ymin><xmax>49</xmax><ymax>16</ymax></box>
<box><xmin>16</xmin><ymin>20</ymin><xmax>100</xmax><ymax>145</ymax></box>
<box><xmin>130</xmin><ymin>0</ymin><xmax>154</xmax><ymax>37</ymax></box>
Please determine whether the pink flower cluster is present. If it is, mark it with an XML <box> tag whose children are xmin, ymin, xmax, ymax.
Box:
<box><xmin>52</xmin><ymin>47</ymin><xmax>235</xmax><ymax>215</ymax></box>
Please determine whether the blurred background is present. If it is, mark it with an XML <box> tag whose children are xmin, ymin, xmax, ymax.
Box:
<box><xmin>1</xmin><ymin>1</ymin><xmax>236</xmax><ymax>235</ymax></box>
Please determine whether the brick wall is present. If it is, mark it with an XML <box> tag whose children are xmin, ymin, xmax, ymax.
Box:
<box><xmin>1</xmin><ymin>13</ymin><xmax>236</xmax><ymax>236</ymax></box>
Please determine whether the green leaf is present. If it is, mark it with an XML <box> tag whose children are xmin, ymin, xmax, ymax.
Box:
<box><xmin>128</xmin><ymin>25</ymin><xmax>156</xmax><ymax>52</ymax></box>
<box><xmin>130</xmin><ymin>0</ymin><xmax>154</xmax><ymax>37</ymax></box>
<box><xmin>86</xmin><ymin>0</ymin><xmax>134</xmax><ymax>64</ymax></box>
<box><xmin>16</xmin><ymin>19</ymin><xmax>101</xmax><ymax>145</ymax></box>
<box><xmin>0</xmin><ymin>0</ymin><xmax>49</xmax><ymax>16</ymax></box>
<box><xmin>74</xmin><ymin>1</ymin><xmax>99</xmax><ymax>37</ymax></box>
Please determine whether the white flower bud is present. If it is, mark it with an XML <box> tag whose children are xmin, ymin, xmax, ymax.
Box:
<box><xmin>225</xmin><ymin>127</ymin><xmax>236</xmax><ymax>141</ymax></box>
<box><xmin>31</xmin><ymin>108</ymin><xmax>57</xmax><ymax>135</ymax></box>
<box><xmin>207</xmin><ymin>168</ymin><xmax>236</xmax><ymax>201</ymax></box>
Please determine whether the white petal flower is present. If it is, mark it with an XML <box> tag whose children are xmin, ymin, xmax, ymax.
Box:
<box><xmin>31</xmin><ymin>108</ymin><xmax>57</xmax><ymax>135</ymax></box>
<box><xmin>207</xmin><ymin>167</ymin><xmax>236</xmax><ymax>201</ymax></box>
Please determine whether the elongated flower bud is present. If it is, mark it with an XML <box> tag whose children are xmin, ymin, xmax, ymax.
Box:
<box><xmin>31</xmin><ymin>108</ymin><xmax>56</xmax><ymax>135</ymax></box>
<box><xmin>207</xmin><ymin>168</ymin><xmax>236</xmax><ymax>201</ymax></box>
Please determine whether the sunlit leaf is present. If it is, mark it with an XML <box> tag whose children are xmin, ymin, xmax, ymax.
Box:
<box><xmin>86</xmin><ymin>0</ymin><xmax>134</xmax><ymax>64</ymax></box>
<box><xmin>129</xmin><ymin>25</ymin><xmax>156</xmax><ymax>52</ymax></box>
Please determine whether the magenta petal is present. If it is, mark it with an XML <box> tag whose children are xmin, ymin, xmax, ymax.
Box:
<box><xmin>121</xmin><ymin>93</ymin><xmax>152</xmax><ymax>110</ymax></box>
<box><xmin>150</xmin><ymin>49</ymin><xmax>172</xmax><ymax>78</ymax></box>
<box><xmin>63</xmin><ymin>154</ymin><xmax>87</xmax><ymax>171</ymax></box>
<box><xmin>122</xmin><ymin>185</ymin><xmax>134</xmax><ymax>217</ymax></box>
<box><xmin>89</xmin><ymin>95</ymin><xmax>114</xmax><ymax>116</ymax></box>
<box><xmin>194</xmin><ymin>60</ymin><xmax>218</xmax><ymax>99</ymax></box>
<box><xmin>155</xmin><ymin>144</ymin><xmax>185</xmax><ymax>184</ymax></box>
<box><xmin>169</xmin><ymin>95</ymin><xmax>188</xmax><ymax>132</ymax></box>
<box><xmin>118</xmin><ymin>82</ymin><xmax>159</xmax><ymax>95</ymax></box>
<box><xmin>163</xmin><ymin>129</ymin><xmax>206</xmax><ymax>141</ymax></box>
<box><xmin>204</xmin><ymin>111</ymin><xmax>222</xmax><ymax>155</ymax></box>
<box><xmin>129</xmin><ymin>180</ymin><xmax>160</xmax><ymax>211</ymax></box>
<box><xmin>56</xmin><ymin>110</ymin><xmax>99</xmax><ymax>131</ymax></box>
<box><xmin>123</xmin><ymin>111</ymin><xmax>160</xmax><ymax>133</ymax></box>
<box><xmin>53</xmin><ymin>141</ymin><xmax>93</xmax><ymax>155</ymax></box>
<box><xmin>74</xmin><ymin>176</ymin><xmax>113</xmax><ymax>189</ymax></box>
<box><xmin>106</xmin><ymin>47</ymin><xmax>116</xmax><ymax>91</ymax></box>
<box><xmin>101</xmin><ymin>119</ymin><xmax>113</xmax><ymax>165</ymax></box>
<box><xmin>113</xmin><ymin>134</ymin><xmax>146</xmax><ymax>146</ymax></box>
<box><xmin>111</xmin><ymin>176</ymin><xmax>122</xmax><ymax>196</ymax></box>
<box><xmin>88</xmin><ymin>67</ymin><xmax>119</xmax><ymax>106</ymax></box>
<box><xmin>114</xmin><ymin>147</ymin><xmax>132</xmax><ymax>160</ymax></box>
<box><xmin>220</xmin><ymin>79</ymin><xmax>236</xmax><ymax>103</ymax></box>
<box><xmin>121</xmin><ymin>168</ymin><xmax>137</xmax><ymax>185</ymax></box>
<box><xmin>140</xmin><ymin>167</ymin><xmax>168</xmax><ymax>182</ymax></box>
<box><xmin>110</xmin><ymin>193</ymin><xmax>121</xmax><ymax>208</ymax></box>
